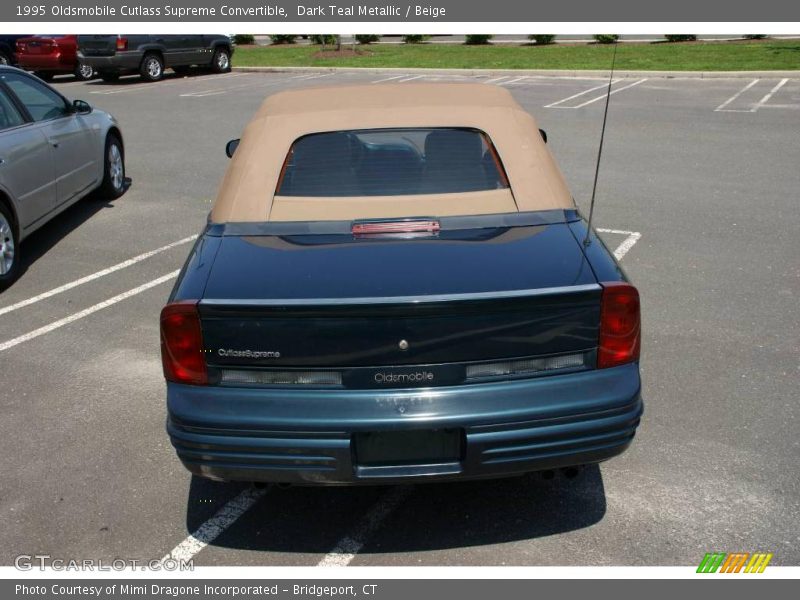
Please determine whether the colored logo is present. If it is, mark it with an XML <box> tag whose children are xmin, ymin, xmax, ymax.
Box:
<box><xmin>697</xmin><ymin>552</ymin><xmax>773</xmax><ymax>573</ymax></box>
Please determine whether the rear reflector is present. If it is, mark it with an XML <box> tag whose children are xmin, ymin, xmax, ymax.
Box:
<box><xmin>221</xmin><ymin>369</ymin><xmax>342</xmax><ymax>386</ymax></box>
<box><xmin>597</xmin><ymin>282</ymin><xmax>641</xmax><ymax>369</ymax></box>
<box><xmin>466</xmin><ymin>352</ymin><xmax>588</xmax><ymax>381</ymax></box>
<box><xmin>160</xmin><ymin>301</ymin><xmax>208</xmax><ymax>386</ymax></box>
<box><xmin>352</xmin><ymin>220</ymin><xmax>440</xmax><ymax>235</ymax></box>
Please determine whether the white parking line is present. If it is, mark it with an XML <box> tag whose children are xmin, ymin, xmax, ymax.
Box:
<box><xmin>597</xmin><ymin>228</ymin><xmax>642</xmax><ymax>260</ymax></box>
<box><xmin>570</xmin><ymin>78</ymin><xmax>648</xmax><ymax>109</ymax></box>
<box><xmin>0</xmin><ymin>270</ymin><xmax>178</xmax><ymax>353</ymax></box>
<box><xmin>714</xmin><ymin>78</ymin><xmax>760</xmax><ymax>112</ymax></box>
<box><xmin>0</xmin><ymin>235</ymin><xmax>197</xmax><ymax>318</ymax></box>
<box><xmin>91</xmin><ymin>73</ymin><xmax>245</xmax><ymax>95</ymax></box>
<box><xmin>498</xmin><ymin>76</ymin><xmax>527</xmax><ymax>86</ymax></box>
<box><xmin>751</xmin><ymin>78</ymin><xmax>790</xmax><ymax>112</ymax></box>
<box><xmin>398</xmin><ymin>75</ymin><xmax>425</xmax><ymax>83</ymax></box>
<box><xmin>317</xmin><ymin>486</ymin><xmax>413</xmax><ymax>567</ymax></box>
<box><xmin>180</xmin><ymin>75</ymin><xmax>297</xmax><ymax>97</ymax></box>
<box><xmin>371</xmin><ymin>74</ymin><xmax>406</xmax><ymax>84</ymax></box>
<box><xmin>160</xmin><ymin>487</ymin><xmax>268</xmax><ymax>564</ymax></box>
<box><xmin>544</xmin><ymin>80</ymin><xmax>620</xmax><ymax>108</ymax></box>
<box><xmin>482</xmin><ymin>76</ymin><xmax>509</xmax><ymax>85</ymax></box>
<box><xmin>290</xmin><ymin>72</ymin><xmax>331</xmax><ymax>80</ymax></box>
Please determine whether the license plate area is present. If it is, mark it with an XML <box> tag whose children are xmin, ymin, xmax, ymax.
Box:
<box><xmin>354</xmin><ymin>429</ymin><xmax>464</xmax><ymax>467</ymax></box>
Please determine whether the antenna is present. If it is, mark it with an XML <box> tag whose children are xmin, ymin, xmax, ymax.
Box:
<box><xmin>583</xmin><ymin>41</ymin><xmax>618</xmax><ymax>246</ymax></box>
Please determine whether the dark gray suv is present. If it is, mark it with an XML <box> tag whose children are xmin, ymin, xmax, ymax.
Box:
<box><xmin>77</xmin><ymin>35</ymin><xmax>233</xmax><ymax>82</ymax></box>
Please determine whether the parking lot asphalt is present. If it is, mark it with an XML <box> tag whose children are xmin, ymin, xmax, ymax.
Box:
<box><xmin>1</xmin><ymin>69</ymin><xmax>798</xmax><ymax>567</ymax></box>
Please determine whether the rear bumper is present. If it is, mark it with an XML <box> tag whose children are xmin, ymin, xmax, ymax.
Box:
<box><xmin>17</xmin><ymin>54</ymin><xmax>72</xmax><ymax>71</ymax></box>
<box><xmin>79</xmin><ymin>51</ymin><xmax>142</xmax><ymax>72</ymax></box>
<box><xmin>166</xmin><ymin>363</ymin><xmax>643</xmax><ymax>485</ymax></box>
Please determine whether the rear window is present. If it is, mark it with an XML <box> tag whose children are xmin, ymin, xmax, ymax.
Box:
<box><xmin>276</xmin><ymin>128</ymin><xmax>509</xmax><ymax>197</ymax></box>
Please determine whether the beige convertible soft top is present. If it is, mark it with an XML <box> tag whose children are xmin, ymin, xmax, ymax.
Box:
<box><xmin>210</xmin><ymin>83</ymin><xmax>575</xmax><ymax>223</ymax></box>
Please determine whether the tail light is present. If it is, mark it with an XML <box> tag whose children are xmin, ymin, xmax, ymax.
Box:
<box><xmin>160</xmin><ymin>301</ymin><xmax>207</xmax><ymax>385</ymax></box>
<box><xmin>16</xmin><ymin>41</ymin><xmax>25</xmax><ymax>53</ymax></box>
<box><xmin>116</xmin><ymin>36</ymin><xmax>128</xmax><ymax>51</ymax></box>
<box><xmin>597</xmin><ymin>282</ymin><xmax>641</xmax><ymax>369</ymax></box>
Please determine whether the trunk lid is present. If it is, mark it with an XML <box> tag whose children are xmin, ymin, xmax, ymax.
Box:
<box><xmin>198</xmin><ymin>219</ymin><xmax>601</xmax><ymax>371</ymax></box>
<box><xmin>17</xmin><ymin>36</ymin><xmax>57</xmax><ymax>55</ymax></box>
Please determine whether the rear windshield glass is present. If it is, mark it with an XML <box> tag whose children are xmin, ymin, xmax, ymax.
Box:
<box><xmin>276</xmin><ymin>128</ymin><xmax>509</xmax><ymax>197</ymax></box>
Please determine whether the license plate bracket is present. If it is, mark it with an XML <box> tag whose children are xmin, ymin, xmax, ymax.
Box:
<box><xmin>354</xmin><ymin>429</ymin><xmax>463</xmax><ymax>467</ymax></box>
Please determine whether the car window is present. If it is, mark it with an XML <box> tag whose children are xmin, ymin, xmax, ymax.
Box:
<box><xmin>1</xmin><ymin>73</ymin><xmax>68</xmax><ymax>122</ymax></box>
<box><xmin>0</xmin><ymin>88</ymin><xmax>25</xmax><ymax>130</ymax></box>
<box><xmin>276</xmin><ymin>128</ymin><xmax>510</xmax><ymax>197</ymax></box>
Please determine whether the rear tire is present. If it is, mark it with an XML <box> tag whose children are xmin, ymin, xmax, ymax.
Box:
<box><xmin>97</xmin><ymin>134</ymin><xmax>126</xmax><ymax>200</ymax></box>
<box><xmin>139</xmin><ymin>53</ymin><xmax>164</xmax><ymax>82</ymax></box>
<box><xmin>100</xmin><ymin>72</ymin><xmax>120</xmax><ymax>82</ymax></box>
<box><xmin>210</xmin><ymin>47</ymin><xmax>231</xmax><ymax>73</ymax></box>
<box><xmin>0</xmin><ymin>52</ymin><xmax>11</xmax><ymax>66</ymax></box>
<box><xmin>74</xmin><ymin>61</ymin><xmax>95</xmax><ymax>81</ymax></box>
<box><xmin>0</xmin><ymin>203</ymin><xmax>20</xmax><ymax>292</ymax></box>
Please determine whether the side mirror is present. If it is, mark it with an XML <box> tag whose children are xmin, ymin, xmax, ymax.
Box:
<box><xmin>72</xmin><ymin>99</ymin><xmax>92</xmax><ymax>115</ymax></box>
<box><xmin>539</xmin><ymin>128</ymin><xmax>548</xmax><ymax>143</ymax></box>
<box><xmin>225</xmin><ymin>138</ymin><xmax>240</xmax><ymax>158</ymax></box>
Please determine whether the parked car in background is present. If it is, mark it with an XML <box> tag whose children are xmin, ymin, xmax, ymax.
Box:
<box><xmin>0</xmin><ymin>66</ymin><xmax>126</xmax><ymax>290</ymax></box>
<box><xmin>161</xmin><ymin>84</ymin><xmax>643</xmax><ymax>485</ymax></box>
<box><xmin>0</xmin><ymin>35</ymin><xmax>33</xmax><ymax>66</ymax></box>
<box><xmin>15</xmin><ymin>35</ymin><xmax>96</xmax><ymax>81</ymax></box>
<box><xmin>77</xmin><ymin>35</ymin><xmax>233</xmax><ymax>82</ymax></box>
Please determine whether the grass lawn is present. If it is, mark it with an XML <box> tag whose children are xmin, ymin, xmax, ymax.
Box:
<box><xmin>233</xmin><ymin>40</ymin><xmax>800</xmax><ymax>71</ymax></box>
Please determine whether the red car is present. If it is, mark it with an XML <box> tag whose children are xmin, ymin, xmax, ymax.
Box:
<box><xmin>15</xmin><ymin>35</ymin><xmax>95</xmax><ymax>81</ymax></box>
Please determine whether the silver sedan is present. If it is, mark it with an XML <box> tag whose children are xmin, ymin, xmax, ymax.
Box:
<box><xmin>0</xmin><ymin>66</ymin><xmax>126</xmax><ymax>289</ymax></box>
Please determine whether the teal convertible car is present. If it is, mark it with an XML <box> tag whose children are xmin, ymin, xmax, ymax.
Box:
<box><xmin>161</xmin><ymin>84</ymin><xmax>642</xmax><ymax>485</ymax></box>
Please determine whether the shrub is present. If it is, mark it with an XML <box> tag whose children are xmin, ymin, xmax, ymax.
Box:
<box><xmin>403</xmin><ymin>35</ymin><xmax>429</xmax><ymax>44</ymax></box>
<box><xmin>528</xmin><ymin>35</ymin><xmax>556</xmax><ymax>45</ymax></box>
<box><xmin>311</xmin><ymin>35</ymin><xmax>338</xmax><ymax>45</ymax></box>
<box><xmin>593</xmin><ymin>34</ymin><xmax>620</xmax><ymax>44</ymax></box>
<box><xmin>233</xmin><ymin>34</ymin><xmax>255</xmax><ymax>45</ymax></box>
<box><xmin>269</xmin><ymin>35</ymin><xmax>297</xmax><ymax>45</ymax></box>
<box><xmin>355</xmin><ymin>35</ymin><xmax>381</xmax><ymax>45</ymax></box>
<box><xmin>664</xmin><ymin>35</ymin><xmax>697</xmax><ymax>42</ymax></box>
<box><xmin>465</xmin><ymin>35</ymin><xmax>493</xmax><ymax>45</ymax></box>
<box><xmin>744</xmin><ymin>34</ymin><xmax>767</xmax><ymax>39</ymax></box>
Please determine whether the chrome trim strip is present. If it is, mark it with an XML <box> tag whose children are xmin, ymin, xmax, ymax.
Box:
<box><xmin>200</xmin><ymin>283</ymin><xmax>601</xmax><ymax>308</ymax></box>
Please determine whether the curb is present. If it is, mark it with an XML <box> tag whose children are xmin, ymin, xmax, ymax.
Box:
<box><xmin>233</xmin><ymin>66</ymin><xmax>798</xmax><ymax>79</ymax></box>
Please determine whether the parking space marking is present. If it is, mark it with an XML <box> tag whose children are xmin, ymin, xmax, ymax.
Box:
<box><xmin>371</xmin><ymin>74</ymin><xmax>406</xmax><ymax>84</ymax></box>
<box><xmin>0</xmin><ymin>235</ymin><xmax>197</xmax><ymax>318</ymax></box>
<box><xmin>498</xmin><ymin>76</ymin><xmax>528</xmax><ymax>86</ymax></box>
<box><xmin>317</xmin><ymin>486</ymin><xmax>413</xmax><ymax>567</ymax></box>
<box><xmin>544</xmin><ymin>80</ymin><xmax>620</xmax><ymax>108</ymax></box>
<box><xmin>0</xmin><ymin>270</ymin><xmax>178</xmax><ymax>353</ymax></box>
<box><xmin>90</xmin><ymin>73</ymin><xmax>246</xmax><ymax>95</ymax></box>
<box><xmin>161</xmin><ymin>487</ymin><xmax>269</xmax><ymax>564</ymax></box>
<box><xmin>290</xmin><ymin>73</ymin><xmax>334</xmax><ymax>80</ymax></box>
<box><xmin>597</xmin><ymin>228</ymin><xmax>642</xmax><ymax>260</ymax></box>
<box><xmin>752</xmin><ymin>78</ymin><xmax>790</xmax><ymax>112</ymax></box>
<box><xmin>714</xmin><ymin>78</ymin><xmax>760</xmax><ymax>112</ymax></box>
<box><xmin>570</xmin><ymin>78</ymin><xmax>648</xmax><ymax>109</ymax></box>
<box><xmin>398</xmin><ymin>75</ymin><xmax>425</xmax><ymax>83</ymax></box>
<box><xmin>180</xmin><ymin>75</ymin><xmax>298</xmax><ymax>97</ymax></box>
<box><xmin>482</xmin><ymin>76</ymin><xmax>509</xmax><ymax>85</ymax></box>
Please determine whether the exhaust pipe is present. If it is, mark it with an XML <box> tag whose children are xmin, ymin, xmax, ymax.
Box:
<box><xmin>561</xmin><ymin>466</ymin><xmax>581</xmax><ymax>479</ymax></box>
